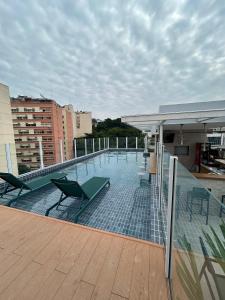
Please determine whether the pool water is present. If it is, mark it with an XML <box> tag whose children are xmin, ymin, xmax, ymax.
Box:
<box><xmin>1</xmin><ymin>151</ymin><xmax>164</xmax><ymax>244</ymax></box>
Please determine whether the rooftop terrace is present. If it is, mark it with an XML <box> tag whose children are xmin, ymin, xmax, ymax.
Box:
<box><xmin>0</xmin><ymin>205</ymin><xmax>168</xmax><ymax>300</ymax></box>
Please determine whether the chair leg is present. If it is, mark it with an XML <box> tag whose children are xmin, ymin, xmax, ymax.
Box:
<box><xmin>7</xmin><ymin>186</ymin><xmax>24</xmax><ymax>206</ymax></box>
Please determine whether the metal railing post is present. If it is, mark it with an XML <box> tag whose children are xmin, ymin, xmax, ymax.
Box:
<box><xmin>5</xmin><ymin>144</ymin><xmax>13</xmax><ymax>173</ymax></box>
<box><xmin>136</xmin><ymin>137</ymin><xmax>138</xmax><ymax>149</ymax></box>
<box><xmin>159</xmin><ymin>145</ymin><xmax>165</xmax><ymax>210</ymax></box>
<box><xmin>126</xmin><ymin>137</ymin><xmax>128</xmax><ymax>149</ymax></box>
<box><xmin>38</xmin><ymin>140</ymin><xmax>44</xmax><ymax>169</ymax></box>
<box><xmin>156</xmin><ymin>142</ymin><xmax>159</xmax><ymax>186</ymax></box>
<box><xmin>99</xmin><ymin>138</ymin><xmax>101</xmax><ymax>150</ymax></box>
<box><xmin>165</xmin><ymin>156</ymin><xmax>178</xmax><ymax>279</ymax></box>
<box><xmin>84</xmin><ymin>138</ymin><xmax>87</xmax><ymax>155</ymax></box>
<box><xmin>92</xmin><ymin>138</ymin><xmax>95</xmax><ymax>153</ymax></box>
<box><xmin>59</xmin><ymin>139</ymin><xmax>64</xmax><ymax>163</ymax></box>
<box><xmin>116</xmin><ymin>137</ymin><xmax>118</xmax><ymax>149</ymax></box>
<box><xmin>74</xmin><ymin>139</ymin><xmax>77</xmax><ymax>158</ymax></box>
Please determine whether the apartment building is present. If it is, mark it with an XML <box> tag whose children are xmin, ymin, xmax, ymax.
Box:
<box><xmin>62</xmin><ymin>105</ymin><xmax>74</xmax><ymax>161</ymax></box>
<box><xmin>11</xmin><ymin>96</ymin><xmax>66</xmax><ymax>170</ymax></box>
<box><xmin>0</xmin><ymin>83</ymin><xmax>18</xmax><ymax>175</ymax></box>
<box><xmin>74</xmin><ymin>111</ymin><xmax>92</xmax><ymax>137</ymax></box>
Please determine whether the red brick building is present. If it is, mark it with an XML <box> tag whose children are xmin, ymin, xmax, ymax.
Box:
<box><xmin>11</xmin><ymin>96</ymin><xmax>73</xmax><ymax>171</ymax></box>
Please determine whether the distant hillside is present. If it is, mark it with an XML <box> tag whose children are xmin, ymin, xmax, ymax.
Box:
<box><xmin>88</xmin><ymin>118</ymin><xmax>143</xmax><ymax>137</ymax></box>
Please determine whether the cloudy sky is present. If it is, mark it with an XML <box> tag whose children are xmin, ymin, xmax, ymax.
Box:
<box><xmin>0</xmin><ymin>0</ymin><xmax>225</xmax><ymax>119</ymax></box>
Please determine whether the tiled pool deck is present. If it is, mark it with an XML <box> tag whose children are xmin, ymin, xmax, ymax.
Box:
<box><xmin>0</xmin><ymin>151</ymin><xmax>166</xmax><ymax>244</ymax></box>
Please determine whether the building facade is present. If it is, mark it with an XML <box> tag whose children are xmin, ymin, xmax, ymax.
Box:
<box><xmin>74</xmin><ymin>111</ymin><xmax>92</xmax><ymax>137</ymax></box>
<box><xmin>11</xmin><ymin>96</ymin><xmax>66</xmax><ymax>171</ymax></box>
<box><xmin>0</xmin><ymin>83</ymin><xmax>18</xmax><ymax>175</ymax></box>
<box><xmin>10</xmin><ymin>96</ymin><xmax>92</xmax><ymax>171</ymax></box>
<box><xmin>62</xmin><ymin>105</ymin><xmax>74</xmax><ymax>161</ymax></box>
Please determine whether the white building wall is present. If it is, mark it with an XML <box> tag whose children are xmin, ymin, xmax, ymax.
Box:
<box><xmin>0</xmin><ymin>83</ymin><xmax>18</xmax><ymax>175</ymax></box>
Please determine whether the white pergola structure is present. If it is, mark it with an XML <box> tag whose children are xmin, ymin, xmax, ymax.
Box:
<box><xmin>122</xmin><ymin>101</ymin><xmax>225</xmax><ymax>144</ymax></box>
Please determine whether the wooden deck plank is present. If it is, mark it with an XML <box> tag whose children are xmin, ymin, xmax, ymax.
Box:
<box><xmin>72</xmin><ymin>281</ymin><xmax>95</xmax><ymax>300</ymax></box>
<box><xmin>0</xmin><ymin>206</ymin><xmax>168</xmax><ymax>300</ymax></box>
<box><xmin>91</xmin><ymin>237</ymin><xmax>124</xmax><ymax>300</ymax></box>
<box><xmin>149</xmin><ymin>247</ymin><xmax>168</xmax><ymax>300</ymax></box>
<box><xmin>0</xmin><ymin>256</ymin><xmax>32</xmax><ymax>294</ymax></box>
<box><xmin>56</xmin><ymin>228</ymin><xmax>90</xmax><ymax>274</ymax></box>
<box><xmin>82</xmin><ymin>235</ymin><xmax>112</xmax><ymax>285</ymax></box>
<box><xmin>34</xmin><ymin>225</ymin><xmax>76</xmax><ymax>265</ymax></box>
<box><xmin>53</xmin><ymin>231</ymin><xmax>101</xmax><ymax>300</ymax></box>
<box><xmin>0</xmin><ymin>261</ymin><xmax>40</xmax><ymax>300</ymax></box>
<box><xmin>34</xmin><ymin>270</ymin><xmax>66</xmax><ymax>300</ymax></box>
<box><xmin>112</xmin><ymin>240</ymin><xmax>136</xmax><ymax>298</ymax></box>
<box><xmin>129</xmin><ymin>243</ymin><xmax>150</xmax><ymax>300</ymax></box>
<box><xmin>111</xmin><ymin>294</ymin><xmax>128</xmax><ymax>300</ymax></box>
<box><xmin>14</xmin><ymin>220</ymin><xmax>62</xmax><ymax>257</ymax></box>
<box><xmin>0</xmin><ymin>252</ymin><xmax>21</xmax><ymax>277</ymax></box>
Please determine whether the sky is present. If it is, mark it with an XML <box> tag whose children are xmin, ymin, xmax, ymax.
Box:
<box><xmin>0</xmin><ymin>0</ymin><xmax>225</xmax><ymax>119</ymax></box>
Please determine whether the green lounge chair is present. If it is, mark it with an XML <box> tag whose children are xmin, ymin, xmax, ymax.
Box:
<box><xmin>45</xmin><ymin>176</ymin><xmax>110</xmax><ymax>222</ymax></box>
<box><xmin>0</xmin><ymin>172</ymin><xmax>67</xmax><ymax>206</ymax></box>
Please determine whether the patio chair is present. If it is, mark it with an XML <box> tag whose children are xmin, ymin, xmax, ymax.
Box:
<box><xmin>199</xmin><ymin>237</ymin><xmax>225</xmax><ymax>300</ymax></box>
<box><xmin>45</xmin><ymin>176</ymin><xmax>110</xmax><ymax>222</ymax></box>
<box><xmin>0</xmin><ymin>172</ymin><xmax>67</xmax><ymax>206</ymax></box>
<box><xmin>187</xmin><ymin>187</ymin><xmax>211</xmax><ymax>225</ymax></box>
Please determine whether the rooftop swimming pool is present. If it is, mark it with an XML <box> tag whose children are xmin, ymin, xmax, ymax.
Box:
<box><xmin>0</xmin><ymin>151</ymin><xmax>165</xmax><ymax>244</ymax></box>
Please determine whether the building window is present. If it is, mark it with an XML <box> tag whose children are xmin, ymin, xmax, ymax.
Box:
<box><xmin>11</xmin><ymin>108</ymin><xmax>19</xmax><ymax>112</ymax></box>
<box><xmin>76</xmin><ymin>115</ymin><xmax>80</xmax><ymax>128</ymax></box>
<box><xmin>24</xmin><ymin>108</ymin><xmax>35</xmax><ymax>112</ymax></box>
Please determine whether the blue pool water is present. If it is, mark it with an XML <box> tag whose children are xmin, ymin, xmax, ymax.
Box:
<box><xmin>0</xmin><ymin>151</ymin><xmax>164</xmax><ymax>243</ymax></box>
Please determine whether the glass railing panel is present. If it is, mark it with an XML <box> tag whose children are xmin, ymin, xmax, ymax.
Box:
<box><xmin>86</xmin><ymin>138</ymin><xmax>93</xmax><ymax>154</ymax></box>
<box><xmin>118</xmin><ymin>137</ymin><xmax>126</xmax><ymax>148</ymax></box>
<box><xmin>137</xmin><ymin>136</ymin><xmax>144</xmax><ymax>148</ymax></box>
<box><xmin>109</xmin><ymin>137</ymin><xmax>117</xmax><ymax>148</ymax></box>
<box><xmin>171</xmin><ymin>160</ymin><xmax>225</xmax><ymax>299</ymax></box>
<box><xmin>128</xmin><ymin>136</ymin><xmax>136</xmax><ymax>148</ymax></box>
<box><xmin>76</xmin><ymin>138</ymin><xmax>85</xmax><ymax>157</ymax></box>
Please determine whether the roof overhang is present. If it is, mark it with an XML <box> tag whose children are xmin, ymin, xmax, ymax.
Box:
<box><xmin>122</xmin><ymin>109</ymin><xmax>225</xmax><ymax>132</ymax></box>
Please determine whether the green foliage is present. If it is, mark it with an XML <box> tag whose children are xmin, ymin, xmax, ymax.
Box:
<box><xmin>203</xmin><ymin>220</ymin><xmax>225</xmax><ymax>272</ymax></box>
<box><xmin>18</xmin><ymin>164</ymin><xmax>31</xmax><ymax>175</ymax></box>
<box><xmin>176</xmin><ymin>235</ymin><xmax>204</xmax><ymax>300</ymax></box>
<box><xmin>88</xmin><ymin>118</ymin><xmax>143</xmax><ymax>138</ymax></box>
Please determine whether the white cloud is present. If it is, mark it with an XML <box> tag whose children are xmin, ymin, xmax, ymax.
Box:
<box><xmin>0</xmin><ymin>0</ymin><xmax>225</xmax><ymax>119</ymax></box>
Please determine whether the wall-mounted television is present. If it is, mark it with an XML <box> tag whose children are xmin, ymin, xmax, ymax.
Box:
<box><xmin>163</xmin><ymin>133</ymin><xmax>175</xmax><ymax>143</ymax></box>
<box><xmin>174</xmin><ymin>145</ymin><xmax>189</xmax><ymax>156</ymax></box>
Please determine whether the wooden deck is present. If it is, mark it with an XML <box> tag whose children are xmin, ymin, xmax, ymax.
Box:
<box><xmin>0</xmin><ymin>205</ymin><xmax>168</xmax><ymax>300</ymax></box>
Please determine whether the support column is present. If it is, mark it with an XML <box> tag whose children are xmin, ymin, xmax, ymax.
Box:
<box><xmin>126</xmin><ymin>137</ymin><xmax>128</xmax><ymax>149</ymax></box>
<box><xmin>59</xmin><ymin>139</ymin><xmax>64</xmax><ymax>163</ymax></box>
<box><xmin>38</xmin><ymin>140</ymin><xmax>44</xmax><ymax>169</ymax></box>
<box><xmin>107</xmin><ymin>137</ymin><xmax>109</xmax><ymax>149</ymax></box>
<box><xmin>116</xmin><ymin>137</ymin><xmax>118</xmax><ymax>149</ymax></box>
<box><xmin>165</xmin><ymin>156</ymin><xmax>178</xmax><ymax>279</ymax></box>
<box><xmin>74</xmin><ymin>139</ymin><xmax>77</xmax><ymax>158</ymax></box>
<box><xmin>5</xmin><ymin>144</ymin><xmax>13</xmax><ymax>173</ymax></box>
<box><xmin>99</xmin><ymin>138</ymin><xmax>101</xmax><ymax>150</ymax></box>
<box><xmin>84</xmin><ymin>138</ymin><xmax>87</xmax><ymax>155</ymax></box>
<box><xmin>158</xmin><ymin>124</ymin><xmax>163</xmax><ymax>202</ymax></box>
<box><xmin>136</xmin><ymin>137</ymin><xmax>138</xmax><ymax>149</ymax></box>
<box><xmin>104</xmin><ymin>137</ymin><xmax>106</xmax><ymax>149</ymax></box>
